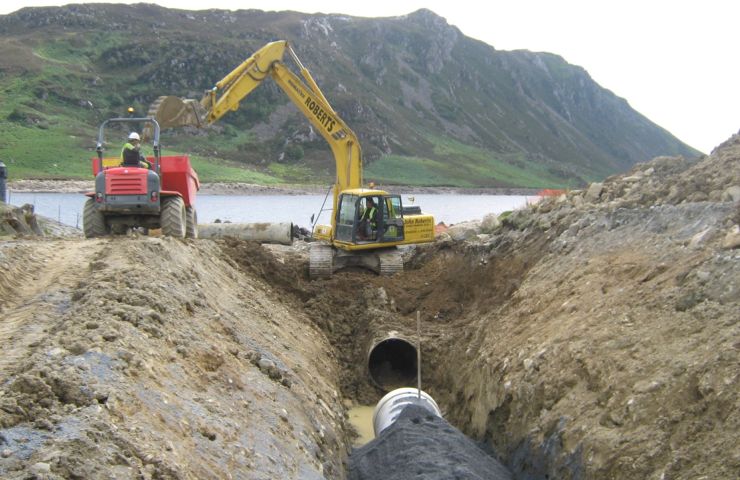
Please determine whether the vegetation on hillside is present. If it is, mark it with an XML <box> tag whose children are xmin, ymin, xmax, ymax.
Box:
<box><xmin>0</xmin><ymin>5</ymin><xmax>700</xmax><ymax>186</ymax></box>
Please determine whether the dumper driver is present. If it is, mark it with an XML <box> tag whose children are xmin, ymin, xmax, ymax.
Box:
<box><xmin>121</xmin><ymin>132</ymin><xmax>152</xmax><ymax>169</ymax></box>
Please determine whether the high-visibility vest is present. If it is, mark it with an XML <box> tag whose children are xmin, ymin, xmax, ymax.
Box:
<box><xmin>121</xmin><ymin>143</ymin><xmax>139</xmax><ymax>164</ymax></box>
<box><xmin>366</xmin><ymin>206</ymin><xmax>377</xmax><ymax>227</ymax></box>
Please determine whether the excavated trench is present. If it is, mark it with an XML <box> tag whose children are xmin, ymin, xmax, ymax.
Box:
<box><xmin>222</xmin><ymin>231</ymin><xmax>550</xmax><ymax>478</ymax></box>
<box><xmin>227</xmin><ymin>195</ymin><xmax>740</xmax><ymax>480</ymax></box>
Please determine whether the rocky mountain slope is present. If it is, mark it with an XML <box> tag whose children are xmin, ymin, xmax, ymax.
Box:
<box><xmin>0</xmin><ymin>4</ymin><xmax>699</xmax><ymax>186</ymax></box>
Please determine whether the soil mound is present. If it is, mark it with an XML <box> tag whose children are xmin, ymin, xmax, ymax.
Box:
<box><xmin>0</xmin><ymin>237</ymin><xmax>347</xmax><ymax>479</ymax></box>
<box><xmin>1</xmin><ymin>202</ymin><xmax>80</xmax><ymax>237</ymax></box>
<box><xmin>406</xmin><ymin>136</ymin><xmax>739</xmax><ymax>479</ymax></box>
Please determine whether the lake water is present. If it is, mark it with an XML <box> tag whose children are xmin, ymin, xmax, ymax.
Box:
<box><xmin>6</xmin><ymin>191</ymin><xmax>534</xmax><ymax>229</ymax></box>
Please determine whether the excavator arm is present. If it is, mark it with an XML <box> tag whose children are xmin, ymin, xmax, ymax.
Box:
<box><xmin>148</xmin><ymin>40</ymin><xmax>362</xmax><ymax>208</ymax></box>
<box><xmin>147</xmin><ymin>40</ymin><xmax>435</xmax><ymax>277</ymax></box>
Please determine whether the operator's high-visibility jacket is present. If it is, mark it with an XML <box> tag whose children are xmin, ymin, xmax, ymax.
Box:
<box><xmin>363</xmin><ymin>205</ymin><xmax>377</xmax><ymax>227</ymax></box>
<box><xmin>121</xmin><ymin>143</ymin><xmax>150</xmax><ymax>169</ymax></box>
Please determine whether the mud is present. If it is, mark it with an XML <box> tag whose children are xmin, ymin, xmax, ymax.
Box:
<box><xmin>0</xmin><ymin>132</ymin><xmax>739</xmax><ymax>478</ymax></box>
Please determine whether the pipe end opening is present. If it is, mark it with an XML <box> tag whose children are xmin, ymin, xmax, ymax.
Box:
<box><xmin>368</xmin><ymin>338</ymin><xmax>417</xmax><ymax>390</ymax></box>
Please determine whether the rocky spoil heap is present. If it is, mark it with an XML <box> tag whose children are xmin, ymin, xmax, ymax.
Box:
<box><xmin>0</xmin><ymin>203</ymin><xmax>79</xmax><ymax>237</ymax></box>
<box><xmin>415</xmin><ymin>133</ymin><xmax>739</xmax><ymax>479</ymax></box>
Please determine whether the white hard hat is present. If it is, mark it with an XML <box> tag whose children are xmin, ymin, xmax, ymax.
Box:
<box><xmin>128</xmin><ymin>132</ymin><xmax>140</xmax><ymax>141</ymax></box>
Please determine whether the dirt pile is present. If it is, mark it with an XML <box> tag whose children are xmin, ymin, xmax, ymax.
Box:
<box><xmin>401</xmin><ymin>139</ymin><xmax>739</xmax><ymax>478</ymax></box>
<box><xmin>0</xmin><ymin>237</ymin><xmax>348</xmax><ymax>479</ymax></box>
<box><xmin>1</xmin><ymin>202</ymin><xmax>79</xmax><ymax>237</ymax></box>
<box><xmin>1</xmin><ymin>203</ymin><xmax>43</xmax><ymax>236</ymax></box>
<box><xmin>566</xmin><ymin>129</ymin><xmax>740</xmax><ymax>208</ymax></box>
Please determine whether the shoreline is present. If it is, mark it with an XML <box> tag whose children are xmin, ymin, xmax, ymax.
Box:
<box><xmin>6</xmin><ymin>179</ymin><xmax>543</xmax><ymax>196</ymax></box>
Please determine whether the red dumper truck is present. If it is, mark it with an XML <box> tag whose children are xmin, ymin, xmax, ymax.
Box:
<box><xmin>83</xmin><ymin>117</ymin><xmax>199</xmax><ymax>238</ymax></box>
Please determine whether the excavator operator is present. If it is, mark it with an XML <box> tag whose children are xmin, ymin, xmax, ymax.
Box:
<box><xmin>358</xmin><ymin>197</ymin><xmax>378</xmax><ymax>240</ymax></box>
<box><xmin>121</xmin><ymin>132</ymin><xmax>152</xmax><ymax>169</ymax></box>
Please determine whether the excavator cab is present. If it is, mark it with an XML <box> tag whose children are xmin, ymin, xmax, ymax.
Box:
<box><xmin>334</xmin><ymin>191</ymin><xmax>405</xmax><ymax>244</ymax></box>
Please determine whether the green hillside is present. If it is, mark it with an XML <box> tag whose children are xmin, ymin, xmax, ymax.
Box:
<box><xmin>0</xmin><ymin>5</ymin><xmax>700</xmax><ymax>187</ymax></box>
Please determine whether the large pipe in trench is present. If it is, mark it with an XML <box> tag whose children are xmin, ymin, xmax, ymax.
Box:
<box><xmin>367</xmin><ymin>331</ymin><xmax>444</xmax><ymax>436</ymax></box>
<box><xmin>367</xmin><ymin>331</ymin><xmax>419</xmax><ymax>391</ymax></box>
<box><xmin>198</xmin><ymin>222</ymin><xmax>293</xmax><ymax>245</ymax></box>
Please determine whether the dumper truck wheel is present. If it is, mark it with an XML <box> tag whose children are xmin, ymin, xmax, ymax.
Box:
<box><xmin>185</xmin><ymin>206</ymin><xmax>198</xmax><ymax>239</ymax></box>
<box><xmin>160</xmin><ymin>196</ymin><xmax>186</xmax><ymax>238</ymax></box>
<box><xmin>83</xmin><ymin>198</ymin><xmax>109</xmax><ymax>238</ymax></box>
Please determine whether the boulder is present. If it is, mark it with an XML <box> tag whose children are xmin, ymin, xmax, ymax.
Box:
<box><xmin>480</xmin><ymin>213</ymin><xmax>501</xmax><ymax>233</ymax></box>
<box><xmin>585</xmin><ymin>182</ymin><xmax>604</xmax><ymax>203</ymax></box>
<box><xmin>721</xmin><ymin>225</ymin><xmax>740</xmax><ymax>250</ymax></box>
<box><xmin>447</xmin><ymin>221</ymin><xmax>481</xmax><ymax>241</ymax></box>
<box><xmin>722</xmin><ymin>185</ymin><xmax>740</xmax><ymax>202</ymax></box>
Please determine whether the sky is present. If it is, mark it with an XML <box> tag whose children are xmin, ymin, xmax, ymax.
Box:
<box><xmin>2</xmin><ymin>1</ymin><xmax>739</xmax><ymax>153</ymax></box>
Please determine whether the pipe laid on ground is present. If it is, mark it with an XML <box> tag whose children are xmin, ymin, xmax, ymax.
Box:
<box><xmin>198</xmin><ymin>222</ymin><xmax>293</xmax><ymax>245</ymax></box>
<box><xmin>367</xmin><ymin>332</ymin><xmax>419</xmax><ymax>390</ymax></box>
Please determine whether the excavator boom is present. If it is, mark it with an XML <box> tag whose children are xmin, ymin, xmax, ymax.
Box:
<box><xmin>147</xmin><ymin>41</ymin><xmax>362</xmax><ymax>194</ymax></box>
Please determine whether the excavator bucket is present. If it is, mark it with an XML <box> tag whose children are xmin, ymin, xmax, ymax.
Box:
<box><xmin>142</xmin><ymin>96</ymin><xmax>206</xmax><ymax>140</ymax></box>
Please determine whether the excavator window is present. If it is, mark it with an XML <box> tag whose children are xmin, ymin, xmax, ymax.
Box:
<box><xmin>380</xmin><ymin>195</ymin><xmax>404</xmax><ymax>242</ymax></box>
<box><xmin>335</xmin><ymin>194</ymin><xmax>358</xmax><ymax>242</ymax></box>
<box><xmin>355</xmin><ymin>196</ymin><xmax>379</xmax><ymax>241</ymax></box>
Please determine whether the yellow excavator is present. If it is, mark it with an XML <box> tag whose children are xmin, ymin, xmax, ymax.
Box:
<box><xmin>146</xmin><ymin>40</ymin><xmax>435</xmax><ymax>277</ymax></box>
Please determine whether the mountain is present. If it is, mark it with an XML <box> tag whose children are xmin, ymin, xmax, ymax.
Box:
<box><xmin>0</xmin><ymin>4</ymin><xmax>700</xmax><ymax>187</ymax></box>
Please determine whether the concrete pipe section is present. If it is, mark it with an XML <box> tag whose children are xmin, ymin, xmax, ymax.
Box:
<box><xmin>198</xmin><ymin>222</ymin><xmax>293</xmax><ymax>245</ymax></box>
<box><xmin>367</xmin><ymin>334</ymin><xmax>418</xmax><ymax>390</ymax></box>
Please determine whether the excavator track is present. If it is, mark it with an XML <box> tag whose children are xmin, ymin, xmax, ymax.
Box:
<box><xmin>378</xmin><ymin>250</ymin><xmax>403</xmax><ymax>276</ymax></box>
<box><xmin>309</xmin><ymin>243</ymin><xmax>333</xmax><ymax>279</ymax></box>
